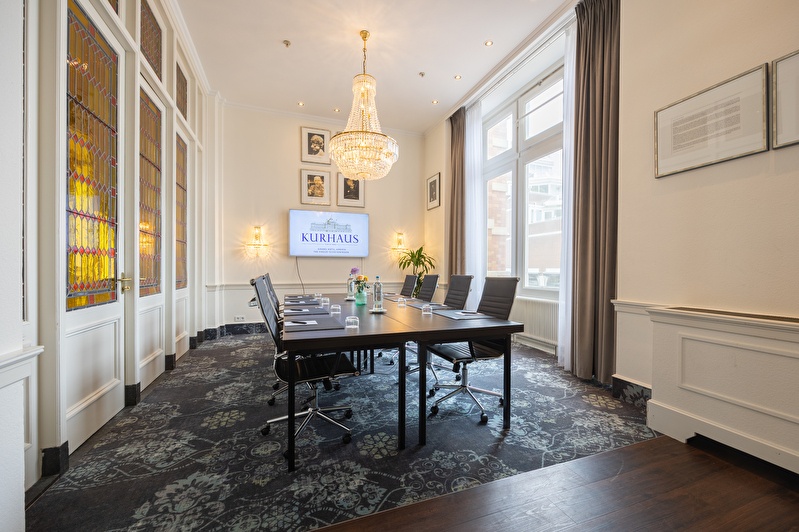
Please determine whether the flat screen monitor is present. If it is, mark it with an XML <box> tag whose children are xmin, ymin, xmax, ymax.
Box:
<box><xmin>288</xmin><ymin>209</ymin><xmax>369</xmax><ymax>257</ymax></box>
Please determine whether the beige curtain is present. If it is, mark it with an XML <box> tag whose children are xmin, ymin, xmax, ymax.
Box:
<box><xmin>448</xmin><ymin>107</ymin><xmax>466</xmax><ymax>277</ymax></box>
<box><xmin>572</xmin><ymin>0</ymin><xmax>619</xmax><ymax>384</ymax></box>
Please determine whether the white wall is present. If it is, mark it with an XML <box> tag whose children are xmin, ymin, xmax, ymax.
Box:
<box><xmin>616</xmin><ymin>0</ymin><xmax>799</xmax><ymax>386</ymax></box>
<box><xmin>0</xmin><ymin>0</ymin><xmax>27</xmax><ymax>528</ymax></box>
<box><xmin>423</xmin><ymin>119</ymin><xmax>450</xmax><ymax>286</ymax></box>
<box><xmin>220</xmin><ymin>105</ymin><xmax>425</xmax><ymax>323</ymax></box>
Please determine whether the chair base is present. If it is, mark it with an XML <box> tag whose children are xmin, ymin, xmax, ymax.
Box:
<box><xmin>261</xmin><ymin>382</ymin><xmax>353</xmax><ymax>445</ymax></box>
<box><xmin>429</xmin><ymin>365</ymin><xmax>503</xmax><ymax>424</ymax></box>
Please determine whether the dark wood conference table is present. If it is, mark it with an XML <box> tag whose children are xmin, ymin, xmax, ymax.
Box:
<box><xmin>281</xmin><ymin>293</ymin><xmax>524</xmax><ymax>471</ymax></box>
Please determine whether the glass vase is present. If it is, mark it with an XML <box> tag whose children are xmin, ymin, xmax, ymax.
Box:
<box><xmin>355</xmin><ymin>290</ymin><xmax>367</xmax><ymax>306</ymax></box>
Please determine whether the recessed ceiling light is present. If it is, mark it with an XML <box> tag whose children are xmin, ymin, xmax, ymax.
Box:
<box><xmin>484</xmin><ymin>40</ymin><xmax>493</xmax><ymax>47</ymax></box>
<box><xmin>334</xmin><ymin>108</ymin><xmax>341</xmax><ymax>113</ymax></box>
<box><xmin>454</xmin><ymin>75</ymin><xmax>462</xmax><ymax>80</ymax></box>
<box><xmin>297</xmin><ymin>101</ymin><xmax>305</xmax><ymax>107</ymax></box>
<box><xmin>432</xmin><ymin>100</ymin><xmax>439</xmax><ymax>105</ymax></box>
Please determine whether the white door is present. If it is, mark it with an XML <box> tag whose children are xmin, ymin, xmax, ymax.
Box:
<box><xmin>62</xmin><ymin>0</ymin><xmax>129</xmax><ymax>451</ymax></box>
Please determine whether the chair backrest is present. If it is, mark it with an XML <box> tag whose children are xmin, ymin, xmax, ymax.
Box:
<box><xmin>416</xmin><ymin>274</ymin><xmax>439</xmax><ymax>301</ymax></box>
<box><xmin>475</xmin><ymin>277</ymin><xmax>519</xmax><ymax>320</ymax></box>
<box><xmin>251</xmin><ymin>275</ymin><xmax>282</xmax><ymax>351</ymax></box>
<box><xmin>399</xmin><ymin>274</ymin><xmax>417</xmax><ymax>297</ymax></box>
<box><xmin>442</xmin><ymin>274</ymin><xmax>473</xmax><ymax>310</ymax></box>
<box><xmin>263</xmin><ymin>272</ymin><xmax>281</xmax><ymax>313</ymax></box>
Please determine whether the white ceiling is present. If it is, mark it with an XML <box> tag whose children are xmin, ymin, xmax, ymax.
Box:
<box><xmin>174</xmin><ymin>0</ymin><xmax>572</xmax><ymax>134</ymax></box>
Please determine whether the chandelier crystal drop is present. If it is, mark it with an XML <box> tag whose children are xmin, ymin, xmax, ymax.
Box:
<box><xmin>329</xmin><ymin>30</ymin><xmax>399</xmax><ymax>181</ymax></box>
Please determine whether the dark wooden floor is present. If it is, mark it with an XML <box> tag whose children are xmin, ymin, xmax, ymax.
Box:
<box><xmin>322</xmin><ymin>435</ymin><xmax>799</xmax><ymax>531</ymax></box>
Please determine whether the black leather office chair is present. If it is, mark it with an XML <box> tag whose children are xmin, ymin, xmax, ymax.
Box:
<box><xmin>427</xmin><ymin>277</ymin><xmax>519</xmax><ymax>423</ymax></box>
<box><xmin>406</xmin><ymin>274</ymin><xmax>474</xmax><ymax>381</ymax></box>
<box><xmin>415</xmin><ymin>274</ymin><xmax>439</xmax><ymax>302</ymax></box>
<box><xmin>399</xmin><ymin>274</ymin><xmax>417</xmax><ymax>297</ymax></box>
<box><xmin>251</xmin><ymin>275</ymin><xmax>358</xmax><ymax>445</ymax></box>
<box><xmin>441</xmin><ymin>274</ymin><xmax>473</xmax><ymax>310</ymax></box>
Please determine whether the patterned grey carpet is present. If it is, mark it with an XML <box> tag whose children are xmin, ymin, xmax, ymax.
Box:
<box><xmin>26</xmin><ymin>333</ymin><xmax>656</xmax><ymax>531</ymax></box>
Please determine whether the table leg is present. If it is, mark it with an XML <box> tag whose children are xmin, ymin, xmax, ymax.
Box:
<box><xmin>503</xmin><ymin>334</ymin><xmax>511</xmax><ymax>430</ymax></box>
<box><xmin>288</xmin><ymin>350</ymin><xmax>296</xmax><ymax>471</ymax></box>
<box><xmin>398</xmin><ymin>343</ymin><xmax>406</xmax><ymax>449</ymax></box>
<box><xmin>418</xmin><ymin>342</ymin><xmax>427</xmax><ymax>445</ymax></box>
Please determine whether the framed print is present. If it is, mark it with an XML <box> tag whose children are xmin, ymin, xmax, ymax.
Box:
<box><xmin>337</xmin><ymin>173</ymin><xmax>365</xmax><ymax>207</ymax></box>
<box><xmin>426</xmin><ymin>173</ymin><xmax>440</xmax><ymax>210</ymax></box>
<box><xmin>300</xmin><ymin>169</ymin><xmax>331</xmax><ymax>205</ymax></box>
<box><xmin>301</xmin><ymin>127</ymin><xmax>330</xmax><ymax>164</ymax></box>
<box><xmin>773</xmin><ymin>49</ymin><xmax>799</xmax><ymax>149</ymax></box>
<box><xmin>655</xmin><ymin>64</ymin><xmax>768</xmax><ymax>178</ymax></box>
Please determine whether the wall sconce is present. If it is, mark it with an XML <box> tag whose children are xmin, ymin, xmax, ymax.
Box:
<box><xmin>244</xmin><ymin>225</ymin><xmax>269</xmax><ymax>258</ymax></box>
<box><xmin>391</xmin><ymin>232</ymin><xmax>406</xmax><ymax>254</ymax></box>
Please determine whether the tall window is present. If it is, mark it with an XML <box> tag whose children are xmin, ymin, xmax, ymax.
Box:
<box><xmin>482</xmin><ymin>66</ymin><xmax>564</xmax><ymax>296</ymax></box>
<box><xmin>175</xmin><ymin>134</ymin><xmax>188</xmax><ymax>290</ymax></box>
<box><xmin>66</xmin><ymin>0</ymin><xmax>119</xmax><ymax>310</ymax></box>
<box><xmin>139</xmin><ymin>89</ymin><xmax>161</xmax><ymax>296</ymax></box>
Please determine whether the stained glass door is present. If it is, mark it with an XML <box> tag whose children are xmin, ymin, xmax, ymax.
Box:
<box><xmin>63</xmin><ymin>0</ymin><xmax>127</xmax><ymax>450</ymax></box>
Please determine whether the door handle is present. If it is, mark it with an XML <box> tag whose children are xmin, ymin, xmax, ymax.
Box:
<box><xmin>111</xmin><ymin>273</ymin><xmax>133</xmax><ymax>292</ymax></box>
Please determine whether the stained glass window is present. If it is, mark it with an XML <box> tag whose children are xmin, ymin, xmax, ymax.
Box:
<box><xmin>140</xmin><ymin>90</ymin><xmax>161</xmax><ymax>297</ymax></box>
<box><xmin>140</xmin><ymin>0</ymin><xmax>162</xmax><ymax>79</ymax></box>
<box><xmin>66</xmin><ymin>0</ymin><xmax>119</xmax><ymax>311</ymax></box>
<box><xmin>175</xmin><ymin>135</ymin><xmax>188</xmax><ymax>290</ymax></box>
<box><xmin>176</xmin><ymin>63</ymin><xmax>188</xmax><ymax>120</ymax></box>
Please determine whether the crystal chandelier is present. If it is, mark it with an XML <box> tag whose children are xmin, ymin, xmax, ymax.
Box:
<box><xmin>329</xmin><ymin>30</ymin><xmax>399</xmax><ymax>181</ymax></box>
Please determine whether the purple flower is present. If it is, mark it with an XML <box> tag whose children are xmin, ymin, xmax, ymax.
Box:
<box><xmin>350</xmin><ymin>267</ymin><xmax>360</xmax><ymax>275</ymax></box>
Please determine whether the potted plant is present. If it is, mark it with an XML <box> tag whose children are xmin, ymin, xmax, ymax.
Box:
<box><xmin>396</xmin><ymin>245</ymin><xmax>436</xmax><ymax>297</ymax></box>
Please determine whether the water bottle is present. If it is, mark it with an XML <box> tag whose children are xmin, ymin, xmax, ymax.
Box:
<box><xmin>373</xmin><ymin>275</ymin><xmax>383</xmax><ymax>310</ymax></box>
<box><xmin>346</xmin><ymin>273</ymin><xmax>355</xmax><ymax>299</ymax></box>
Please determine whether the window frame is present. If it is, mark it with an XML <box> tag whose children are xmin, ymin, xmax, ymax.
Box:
<box><xmin>481</xmin><ymin>64</ymin><xmax>565</xmax><ymax>300</ymax></box>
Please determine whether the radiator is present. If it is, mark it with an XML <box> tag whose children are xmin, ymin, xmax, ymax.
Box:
<box><xmin>509</xmin><ymin>297</ymin><xmax>559</xmax><ymax>354</ymax></box>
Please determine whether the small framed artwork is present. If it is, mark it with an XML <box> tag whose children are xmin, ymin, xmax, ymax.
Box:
<box><xmin>337</xmin><ymin>173</ymin><xmax>365</xmax><ymax>207</ymax></box>
<box><xmin>426</xmin><ymin>172</ymin><xmax>440</xmax><ymax>210</ymax></box>
<box><xmin>773</xmin><ymin>48</ymin><xmax>799</xmax><ymax>149</ymax></box>
<box><xmin>654</xmin><ymin>64</ymin><xmax>768</xmax><ymax>177</ymax></box>
<box><xmin>300</xmin><ymin>169</ymin><xmax>331</xmax><ymax>205</ymax></box>
<box><xmin>301</xmin><ymin>127</ymin><xmax>330</xmax><ymax>164</ymax></box>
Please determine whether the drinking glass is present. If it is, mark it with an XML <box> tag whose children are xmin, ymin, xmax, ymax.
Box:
<box><xmin>345</xmin><ymin>316</ymin><xmax>359</xmax><ymax>329</ymax></box>
<box><xmin>330</xmin><ymin>304</ymin><xmax>341</xmax><ymax>315</ymax></box>
<box><xmin>320</xmin><ymin>297</ymin><xmax>330</xmax><ymax>307</ymax></box>
<box><xmin>421</xmin><ymin>304</ymin><xmax>433</xmax><ymax>316</ymax></box>
<box><xmin>396</xmin><ymin>297</ymin><xmax>406</xmax><ymax>308</ymax></box>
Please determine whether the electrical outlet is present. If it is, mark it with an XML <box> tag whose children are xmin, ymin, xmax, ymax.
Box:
<box><xmin>234</xmin><ymin>315</ymin><xmax>246</xmax><ymax>322</ymax></box>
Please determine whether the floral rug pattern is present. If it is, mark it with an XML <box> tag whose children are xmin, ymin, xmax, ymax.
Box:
<box><xmin>26</xmin><ymin>334</ymin><xmax>656</xmax><ymax>531</ymax></box>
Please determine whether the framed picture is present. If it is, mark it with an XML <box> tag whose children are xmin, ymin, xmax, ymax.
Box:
<box><xmin>300</xmin><ymin>169</ymin><xmax>331</xmax><ymax>205</ymax></box>
<box><xmin>301</xmin><ymin>127</ymin><xmax>330</xmax><ymax>164</ymax></box>
<box><xmin>773</xmin><ymin>48</ymin><xmax>799</xmax><ymax>149</ymax></box>
<box><xmin>426</xmin><ymin>173</ymin><xmax>440</xmax><ymax>210</ymax></box>
<box><xmin>655</xmin><ymin>64</ymin><xmax>768</xmax><ymax>178</ymax></box>
<box><xmin>337</xmin><ymin>173</ymin><xmax>365</xmax><ymax>207</ymax></box>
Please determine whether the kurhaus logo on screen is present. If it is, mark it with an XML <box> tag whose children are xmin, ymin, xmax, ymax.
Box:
<box><xmin>289</xmin><ymin>209</ymin><xmax>369</xmax><ymax>257</ymax></box>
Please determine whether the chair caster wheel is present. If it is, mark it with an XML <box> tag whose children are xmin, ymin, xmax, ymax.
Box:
<box><xmin>333</xmin><ymin>382</ymin><xmax>341</xmax><ymax>391</ymax></box>
<box><xmin>428</xmin><ymin>388</ymin><xmax>436</xmax><ymax>397</ymax></box>
<box><xmin>272</xmin><ymin>382</ymin><xmax>280</xmax><ymax>390</ymax></box>
<box><xmin>499</xmin><ymin>398</ymin><xmax>505</xmax><ymax>406</ymax></box>
<box><xmin>343</xmin><ymin>433</ymin><xmax>352</xmax><ymax>444</ymax></box>
<box><xmin>377</xmin><ymin>351</ymin><xmax>383</xmax><ymax>358</ymax></box>
<box><xmin>480</xmin><ymin>413</ymin><xmax>488</xmax><ymax>424</ymax></box>
<box><xmin>345</xmin><ymin>409</ymin><xmax>353</xmax><ymax>419</ymax></box>
<box><xmin>282</xmin><ymin>450</ymin><xmax>290</xmax><ymax>459</ymax></box>
<box><xmin>431</xmin><ymin>405</ymin><xmax>439</xmax><ymax>415</ymax></box>
<box><xmin>455</xmin><ymin>375</ymin><xmax>461</xmax><ymax>382</ymax></box>
<box><xmin>405</xmin><ymin>365</ymin><xmax>412</xmax><ymax>371</ymax></box>
<box><xmin>267</xmin><ymin>397</ymin><xmax>275</xmax><ymax>406</ymax></box>
<box><xmin>388</xmin><ymin>360</ymin><xmax>395</xmax><ymax>366</ymax></box>
<box><xmin>261</xmin><ymin>424</ymin><xmax>271</xmax><ymax>436</ymax></box>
